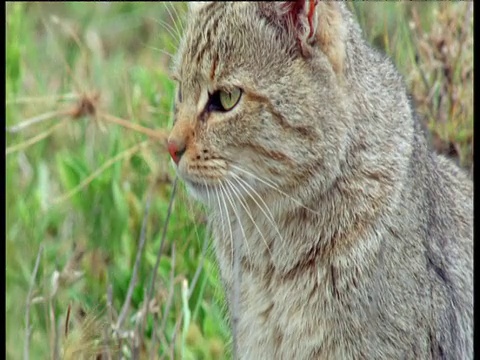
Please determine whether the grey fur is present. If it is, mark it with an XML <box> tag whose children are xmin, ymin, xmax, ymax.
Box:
<box><xmin>169</xmin><ymin>2</ymin><xmax>473</xmax><ymax>359</ymax></box>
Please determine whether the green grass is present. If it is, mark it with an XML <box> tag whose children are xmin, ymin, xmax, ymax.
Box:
<box><xmin>6</xmin><ymin>3</ymin><xmax>472</xmax><ymax>360</ymax></box>
<box><xmin>6</xmin><ymin>3</ymin><xmax>229</xmax><ymax>359</ymax></box>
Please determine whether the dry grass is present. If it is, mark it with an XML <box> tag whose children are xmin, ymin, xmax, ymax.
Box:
<box><xmin>408</xmin><ymin>3</ymin><xmax>473</xmax><ymax>170</ymax></box>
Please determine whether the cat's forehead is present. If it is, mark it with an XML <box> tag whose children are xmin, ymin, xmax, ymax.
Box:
<box><xmin>174</xmin><ymin>3</ymin><xmax>253</xmax><ymax>84</ymax></box>
<box><xmin>173</xmin><ymin>1</ymin><xmax>293</xmax><ymax>97</ymax></box>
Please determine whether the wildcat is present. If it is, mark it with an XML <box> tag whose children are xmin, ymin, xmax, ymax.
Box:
<box><xmin>167</xmin><ymin>2</ymin><xmax>473</xmax><ymax>359</ymax></box>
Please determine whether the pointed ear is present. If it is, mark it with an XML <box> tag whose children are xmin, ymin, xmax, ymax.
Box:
<box><xmin>261</xmin><ymin>1</ymin><xmax>346</xmax><ymax>73</ymax></box>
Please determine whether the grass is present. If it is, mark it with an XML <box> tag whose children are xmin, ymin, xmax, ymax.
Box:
<box><xmin>6</xmin><ymin>3</ymin><xmax>472</xmax><ymax>360</ymax></box>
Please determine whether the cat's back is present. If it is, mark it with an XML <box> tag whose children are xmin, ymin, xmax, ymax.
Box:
<box><xmin>394</xmin><ymin>137</ymin><xmax>473</xmax><ymax>358</ymax></box>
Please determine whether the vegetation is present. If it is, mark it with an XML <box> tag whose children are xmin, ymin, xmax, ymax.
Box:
<box><xmin>6</xmin><ymin>2</ymin><xmax>472</xmax><ymax>359</ymax></box>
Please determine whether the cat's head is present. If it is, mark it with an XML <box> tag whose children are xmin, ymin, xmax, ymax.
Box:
<box><xmin>168</xmin><ymin>1</ymin><xmax>353</xmax><ymax>206</ymax></box>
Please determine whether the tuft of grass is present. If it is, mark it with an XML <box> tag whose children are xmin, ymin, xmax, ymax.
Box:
<box><xmin>6</xmin><ymin>3</ymin><xmax>472</xmax><ymax>360</ymax></box>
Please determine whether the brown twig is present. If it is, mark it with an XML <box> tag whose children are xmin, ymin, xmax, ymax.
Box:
<box><xmin>98</xmin><ymin>112</ymin><xmax>169</xmax><ymax>145</ymax></box>
<box><xmin>7</xmin><ymin>109</ymin><xmax>72</xmax><ymax>134</ymax></box>
<box><xmin>64</xmin><ymin>304</ymin><xmax>72</xmax><ymax>338</ymax></box>
<box><xmin>6</xmin><ymin>93</ymin><xmax>79</xmax><ymax>105</ymax></box>
<box><xmin>7</xmin><ymin>92</ymin><xmax>98</xmax><ymax>134</ymax></box>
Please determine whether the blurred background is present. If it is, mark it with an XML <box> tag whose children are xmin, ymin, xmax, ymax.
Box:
<box><xmin>6</xmin><ymin>2</ymin><xmax>473</xmax><ymax>359</ymax></box>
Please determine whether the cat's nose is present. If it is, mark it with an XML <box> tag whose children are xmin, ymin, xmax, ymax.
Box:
<box><xmin>167</xmin><ymin>137</ymin><xmax>186</xmax><ymax>164</ymax></box>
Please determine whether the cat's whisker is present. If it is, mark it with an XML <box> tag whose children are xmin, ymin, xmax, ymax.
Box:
<box><xmin>167</xmin><ymin>2</ymin><xmax>185</xmax><ymax>34</ymax></box>
<box><xmin>203</xmin><ymin>179</ymin><xmax>211</xmax><ymax>206</ymax></box>
<box><xmin>226</xmin><ymin>178</ymin><xmax>272</xmax><ymax>258</ymax></box>
<box><xmin>143</xmin><ymin>45</ymin><xmax>175</xmax><ymax>60</ymax></box>
<box><xmin>230</xmin><ymin>164</ymin><xmax>279</xmax><ymax>188</ymax></box>
<box><xmin>230</xmin><ymin>173</ymin><xmax>285</xmax><ymax>245</ymax></box>
<box><xmin>230</xmin><ymin>164</ymin><xmax>321</xmax><ymax>215</ymax></box>
<box><xmin>229</xmin><ymin>173</ymin><xmax>276</xmax><ymax>224</ymax></box>
<box><xmin>230</xmin><ymin>175</ymin><xmax>291</xmax><ymax>258</ymax></box>
<box><xmin>163</xmin><ymin>2</ymin><xmax>184</xmax><ymax>41</ymax></box>
<box><xmin>149</xmin><ymin>16</ymin><xmax>181</xmax><ymax>45</ymax></box>
<box><xmin>223</xmin><ymin>180</ymin><xmax>252</xmax><ymax>265</ymax></box>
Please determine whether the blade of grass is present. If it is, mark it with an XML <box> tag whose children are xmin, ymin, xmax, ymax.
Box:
<box><xmin>24</xmin><ymin>244</ymin><xmax>44</xmax><ymax>360</ymax></box>
<box><xmin>115</xmin><ymin>188</ymin><xmax>153</xmax><ymax>330</ymax></box>
<box><xmin>180</xmin><ymin>278</ymin><xmax>191</xmax><ymax>359</ymax></box>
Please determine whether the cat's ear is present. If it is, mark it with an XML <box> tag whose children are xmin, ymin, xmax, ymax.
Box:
<box><xmin>260</xmin><ymin>0</ymin><xmax>346</xmax><ymax>73</ymax></box>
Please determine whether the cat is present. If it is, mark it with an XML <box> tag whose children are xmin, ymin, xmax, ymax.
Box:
<box><xmin>167</xmin><ymin>2</ymin><xmax>473</xmax><ymax>359</ymax></box>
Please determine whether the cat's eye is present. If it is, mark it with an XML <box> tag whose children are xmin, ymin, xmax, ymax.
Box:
<box><xmin>208</xmin><ymin>88</ymin><xmax>242</xmax><ymax>112</ymax></box>
<box><xmin>219</xmin><ymin>88</ymin><xmax>241</xmax><ymax>111</ymax></box>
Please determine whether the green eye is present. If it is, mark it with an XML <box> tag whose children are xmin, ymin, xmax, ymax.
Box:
<box><xmin>208</xmin><ymin>88</ymin><xmax>242</xmax><ymax>112</ymax></box>
<box><xmin>219</xmin><ymin>88</ymin><xmax>241</xmax><ymax>111</ymax></box>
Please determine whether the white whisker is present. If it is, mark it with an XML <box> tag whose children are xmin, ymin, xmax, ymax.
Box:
<box><xmin>230</xmin><ymin>164</ymin><xmax>320</xmax><ymax>215</ymax></box>
<box><xmin>164</xmin><ymin>2</ymin><xmax>184</xmax><ymax>41</ymax></box>
<box><xmin>223</xmin><ymin>180</ymin><xmax>252</xmax><ymax>264</ymax></box>
<box><xmin>226</xmin><ymin>178</ymin><xmax>272</xmax><ymax>258</ymax></box>
<box><xmin>167</xmin><ymin>2</ymin><xmax>185</xmax><ymax>33</ymax></box>
<box><xmin>230</xmin><ymin>173</ymin><xmax>285</xmax><ymax>244</ymax></box>
<box><xmin>230</xmin><ymin>164</ymin><xmax>279</xmax><ymax>188</ymax></box>
<box><xmin>203</xmin><ymin>179</ymin><xmax>211</xmax><ymax>206</ymax></box>
<box><xmin>143</xmin><ymin>44</ymin><xmax>175</xmax><ymax>59</ymax></box>
<box><xmin>149</xmin><ymin>16</ymin><xmax>181</xmax><ymax>44</ymax></box>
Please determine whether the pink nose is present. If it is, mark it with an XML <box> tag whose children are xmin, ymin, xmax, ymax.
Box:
<box><xmin>167</xmin><ymin>139</ymin><xmax>186</xmax><ymax>164</ymax></box>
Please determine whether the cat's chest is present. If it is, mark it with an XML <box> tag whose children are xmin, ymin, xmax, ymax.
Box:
<box><xmin>211</xmin><ymin>212</ymin><xmax>334</xmax><ymax>357</ymax></box>
<box><xmin>235</xmin><ymin>264</ymin><xmax>345</xmax><ymax>360</ymax></box>
<box><xmin>210</xmin><ymin>207</ymin><xmax>387</xmax><ymax>358</ymax></box>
